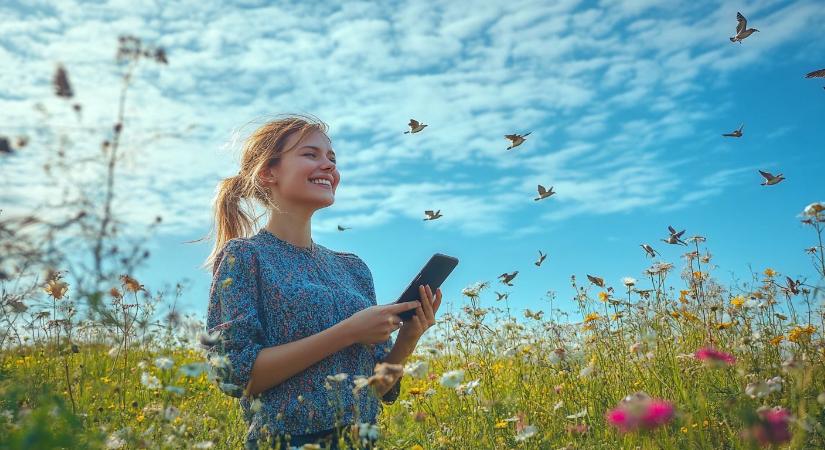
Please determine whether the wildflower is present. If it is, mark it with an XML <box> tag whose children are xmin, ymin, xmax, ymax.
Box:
<box><xmin>748</xmin><ymin>407</ymin><xmax>792</xmax><ymax>446</ymax></box>
<box><xmin>769</xmin><ymin>335</ymin><xmax>785</xmax><ymax>346</ymax></box>
<box><xmin>495</xmin><ymin>420</ymin><xmax>508</xmax><ymax>429</ymax></box>
<box><xmin>154</xmin><ymin>356</ymin><xmax>174</xmax><ymax>370</ymax></box>
<box><xmin>326</xmin><ymin>373</ymin><xmax>348</xmax><ymax>383</ymax></box>
<box><xmin>566</xmin><ymin>408</ymin><xmax>587</xmax><ymax>419</ymax></box>
<box><xmin>788</xmin><ymin>325</ymin><xmax>816</xmax><ymax>343</ymax></box>
<box><xmin>440</xmin><ymin>370</ymin><xmax>465</xmax><ymax>388</ymax></box>
<box><xmin>358</xmin><ymin>422</ymin><xmax>380</xmax><ymax>442</ymax></box>
<box><xmin>606</xmin><ymin>393</ymin><xmax>675</xmax><ymax>433</ymax></box>
<box><xmin>695</xmin><ymin>347</ymin><xmax>736</xmax><ymax>367</ymax></box>
<box><xmin>514</xmin><ymin>425</ymin><xmax>537</xmax><ymax>441</ymax></box>
<box><xmin>583</xmin><ymin>312</ymin><xmax>600</xmax><ymax>324</ymax></box>
<box><xmin>692</xmin><ymin>271</ymin><xmax>704</xmax><ymax>280</ymax></box>
<box><xmin>105</xmin><ymin>434</ymin><xmax>126</xmax><ymax>449</ymax></box>
<box><xmin>109</xmin><ymin>288</ymin><xmax>123</xmax><ymax>300</ymax></box>
<box><xmin>208</xmin><ymin>354</ymin><xmax>230</xmax><ymax>369</ymax></box>
<box><xmin>404</xmin><ymin>361</ymin><xmax>429</xmax><ymax>379</ymax></box>
<box><xmin>746</xmin><ymin>377</ymin><xmax>783</xmax><ymax>398</ymax></box>
<box><xmin>43</xmin><ymin>279</ymin><xmax>69</xmax><ymax>300</ymax></box>
<box><xmin>163</xmin><ymin>405</ymin><xmax>179</xmax><ymax>421</ymax></box>
<box><xmin>461</xmin><ymin>281</ymin><xmax>488</xmax><ymax>299</ymax></box>
<box><xmin>744</xmin><ymin>298</ymin><xmax>761</xmax><ymax>308</ymax></box>
<box><xmin>140</xmin><ymin>372</ymin><xmax>161</xmax><ymax>390</ymax></box>
<box><xmin>179</xmin><ymin>362</ymin><xmax>207</xmax><ymax>377</ymax></box>
<box><xmin>622</xmin><ymin>277</ymin><xmax>636</xmax><ymax>287</ymax></box>
<box><xmin>763</xmin><ymin>268</ymin><xmax>776</xmax><ymax>278</ymax></box>
<box><xmin>368</xmin><ymin>362</ymin><xmax>402</xmax><ymax>389</ymax></box>
<box><xmin>730</xmin><ymin>296</ymin><xmax>745</xmax><ymax>307</ymax></box>
<box><xmin>802</xmin><ymin>202</ymin><xmax>825</xmax><ymax>217</ymax></box>
<box><xmin>579</xmin><ymin>363</ymin><xmax>596</xmax><ymax>379</ymax></box>
<box><xmin>164</xmin><ymin>385</ymin><xmax>185</xmax><ymax>395</ymax></box>
<box><xmin>119</xmin><ymin>274</ymin><xmax>144</xmax><ymax>293</ymax></box>
<box><xmin>598</xmin><ymin>291</ymin><xmax>609</xmax><ymax>302</ymax></box>
<box><xmin>456</xmin><ymin>379</ymin><xmax>481</xmax><ymax>395</ymax></box>
<box><xmin>716</xmin><ymin>322</ymin><xmax>734</xmax><ymax>330</ymax></box>
<box><xmin>250</xmin><ymin>398</ymin><xmax>263</xmax><ymax>413</ymax></box>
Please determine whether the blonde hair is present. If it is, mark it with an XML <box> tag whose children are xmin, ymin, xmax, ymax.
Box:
<box><xmin>196</xmin><ymin>113</ymin><xmax>329</xmax><ymax>271</ymax></box>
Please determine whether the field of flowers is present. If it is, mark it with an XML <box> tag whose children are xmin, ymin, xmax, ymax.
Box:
<box><xmin>1</xmin><ymin>203</ymin><xmax>823</xmax><ymax>449</ymax></box>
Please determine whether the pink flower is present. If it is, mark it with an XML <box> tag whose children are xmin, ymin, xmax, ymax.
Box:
<box><xmin>606</xmin><ymin>393</ymin><xmax>675</xmax><ymax>433</ymax></box>
<box><xmin>751</xmin><ymin>407</ymin><xmax>792</xmax><ymax>446</ymax></box>
<box><xmin>695</xmin><ymin>347</ymin><xmax>736</xmax><ymax>367</ymax></box>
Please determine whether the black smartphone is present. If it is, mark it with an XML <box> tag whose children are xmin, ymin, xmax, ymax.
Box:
<box><xmin>393</xmin><ymin>253</ymin><xmax>459</xmax><ymax>321</ymax></box>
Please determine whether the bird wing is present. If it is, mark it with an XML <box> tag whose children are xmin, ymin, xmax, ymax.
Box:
<box><xmin>736</xmin><ymin>12</ymin><xmax>747</xmax><ymax>35</ymax></box>
<box><xmin>668</xmin><ymin>225</ymin><xmax>677</xmax><ymax>235</ymax></box>
<box><xmin>738</xmin><ymin>123</ymin><xmax>744</xmax><ymax>132</ymax></box>
<box><xmin>758</xmin><ymin>169</ymin><xmax>774</xmax><ymax>180</ymax></box>
<box><xmin>537</xmin><ymin>185</ymin><xmax>546</xmax><ymax>195</ymax></box>
<box><xmin>504</xmin><ymin>134</ymin><xmax>518</xmax><ymax>141</ymax></box>
<box><xmin>424</xmin><ymin>210</ymin><xmax>434</xmax><ymax>215</ymax></box>
<box><xmin>409</xmin><ymin>119</ymin><xmax>420</xmax><ymax>128</ymax></box>
<box><xmin>522</xmin><ymin>131</ymin><xmax>532</xmax><ymax>137</ymax></box>
<box><xmin>805</xmin><ymin>68</ymin><xmax>825</xmax><ymax>78</ymax></box>
<box><xmin>675</xmin><ymin>229</ymin><xmax>686</xmax><ymax>238</ymax></box>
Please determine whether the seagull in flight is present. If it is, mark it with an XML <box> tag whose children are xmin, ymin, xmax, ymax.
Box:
<box><xmin>722</xmin><ymin>123</ymin><xmax>744</xmax><ymax>138</ymax></box>
<box><xmin>730</xmin><ymin>12</ymin><xmax>759</xmax><ymax>43</ymax></box>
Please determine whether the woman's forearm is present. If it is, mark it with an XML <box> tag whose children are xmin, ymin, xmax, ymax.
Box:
<box><xmin>245</xmin><ymin>320</ymin><xmax>356</xmax><ymax>397</ymax></box>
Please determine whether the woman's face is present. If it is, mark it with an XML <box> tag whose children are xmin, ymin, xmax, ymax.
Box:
<box><xmin>263</xmin><ymin>129</ymin><xmax>340</xmax><ymax>212</ymax></box>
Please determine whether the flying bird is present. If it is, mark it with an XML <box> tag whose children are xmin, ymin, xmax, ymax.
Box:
<box><xmin>534</xmin><ymin>185</ymin><xmax>555</xmax><ymax>201</ymax></box>
<box><xmin>804</xmin><ymin>68</ymin><xmax>825</xmax><ymax>89</ymax></box>
<box><xmin>494</xmin><ymin>291</ymin><xmax>509</xmax><ymax>301</ymax></box>
<box><xmin>759</xmin><ymin>170</ymin><xmax>785</xmax><ymax>186</ymax></box>
<box><xmin>640</xmin><ymin>243</ymin><xmax>660</xmax><ymax>258</ymax></box>
<box><xmin>0</xmin><ymin>137</ymin><xmax>12</xmax><ymax>155</ymax></box>
<box><xmin>662</xmin><ymin>226</ymin><xmax>688</xmax><ymax>246</ymax></box>
<box><xmin>403</xmin><ymin>119</ymin><xmax>427</xmax><ymax>134</ymax></box>
<box><xmin>535</xmin><ymin>251</ymin><xmax>547</xmax><ymax>267</ymax></box>
<box><xmin>337</xmin><ymin>225</ymin><xmax>351</xmax><ymax>231</ymax></box>
<box><xmin>722</xmin><ymin>123</ymin><xmax>744</xmax><ymax>137</ymax></box>
<box><xmin>586</xmin><ymin>274</ymin><xmax>604</xmax><ymax>287</ymax></box>
<box><xmin>498</xmin><ymin>271</ymin><xmax>519</xmax><ymax>286</ymax></box>
<box><xmin>505</xmin><ymin>132</ymin><xmax>532</xmax><ymax>150</ymax></box>
<box><xmin>423</xmin><ymin>210</ymin><xmax>443</xmax><ymax>221</ymax></box>
<box><xmin>785</xmin><ymin>276</ymin><xmax>801</xmax><ymax>295</ymax></box>
<box><xmin>730</xmin><ymin>12</ymin><xmax>759</xmax><ymax>43</ymax></box>
<box><xmin>53</xmin><ymin>64</ymin><xmax>73</xmax><ymax>98</ymax></box>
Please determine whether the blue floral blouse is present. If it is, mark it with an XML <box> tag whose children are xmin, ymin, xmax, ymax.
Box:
<box><xmin>205</xmin><ymin>228</ymin><xmax>399</xmax><ymax>441</ymax></box>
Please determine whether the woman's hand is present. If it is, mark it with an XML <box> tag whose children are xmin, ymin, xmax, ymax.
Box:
<box><xmin>344</xmin><ymin>301</ymin><xmax>421</xmax><ymax>345</ymax></box>
<box><xmin>396</xmin><ymin>284</ymin><xmax>442</xmax><ymax>350</ymax></box>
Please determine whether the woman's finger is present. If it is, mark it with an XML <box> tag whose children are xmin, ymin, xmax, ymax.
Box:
<box><xmin>433</xmin><ymin>288</ymin><xmax>442</xmax><ymax>314</ymax></box>
<box><xmin>421</xmin><ymin>285</ymin><xmax>435</xmax><ymax>322</ymax></box>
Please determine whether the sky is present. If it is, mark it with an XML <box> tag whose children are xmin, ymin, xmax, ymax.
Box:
<box><xmin>1</xmin><ymin>0</ymin><xmax>824</xmax><ymax>326</ymax></box>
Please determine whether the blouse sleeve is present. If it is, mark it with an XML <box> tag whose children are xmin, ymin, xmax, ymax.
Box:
<box><xmin>356</xmin><ymin>256</ymin><xmax>401</xmax><ymax>404</ymax></box>
<box><xmin>205</xmin><ymin>239</ymin><xmax>265</xmax><ymax>398</ymax></box>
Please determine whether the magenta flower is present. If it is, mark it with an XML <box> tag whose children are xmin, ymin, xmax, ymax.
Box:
<box><xmin>695</xmin><ymin>347</ymin><xmax>736</xmax><ymax>367</ymax></box>
<box><xmin>606</xmin><ymin>393</ymin><xmax>675</xmax><ymax>433</ymax></box>
<box><xmin>750</xmin><ymin>407</ymin><xmax>792</xmax><ymax>446</ymax></box>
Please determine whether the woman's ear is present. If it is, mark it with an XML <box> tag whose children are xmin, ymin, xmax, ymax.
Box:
<box><xmin>257</xmin><ymin>166</ymin><xmax>277</xmax><ymax>186</ymax></box>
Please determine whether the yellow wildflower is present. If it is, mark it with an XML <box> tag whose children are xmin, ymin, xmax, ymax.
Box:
<box><xmin>730</xmin><ymin>296</ymin><xmax>745</xmax><ymax>307</ymax></box>
<box><xmin>670</xmin><ymin>311</ymin><xmax>680</xmax><ymax>319</ymax></box>
<box><xmin>788</xmin><ymin>325</ymin><xmax>816</xmax><ymax>343</ymax></box>
<box><xmin>43</xmin><ymin>279</ymin><xmax>69</xmax><ymax>300</ymax></box>
<box><xmin>495</xmin><ymin>420</ymin><xmax>508</xmax><ymax>429</ymax></box>
<box><xmin>716</xmin><ymin>322</ymin><xmax>734</xmax><ymax>330</ymax></box>
<box><xmin>769</xmin><ymin>335</ymin><xmax>785</xmax><ymax>346</ymax></box>
<box><xmin>692</xmin><ymin>271</ymin><xmax>703</xmax><ymax>280</ymax></box>
<box><xmin>583</xmin><ymin>312</ymin><xmax>600</xmax><ymax>324</ymax></box>
<box><xmin>763</xmin><ymin>268</ymin><xmax>776</xmax><ymax>278</ymax></box>
<box><xmin>598</xmin><ymin>291</ymin><xmax>609</xmax><ymax>302</ymax></box>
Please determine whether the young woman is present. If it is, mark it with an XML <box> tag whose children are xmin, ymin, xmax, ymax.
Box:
<box><xmin>203</xmin><ymin>114</ymin><xmax>442</xmax><ymax>449</ymax></box>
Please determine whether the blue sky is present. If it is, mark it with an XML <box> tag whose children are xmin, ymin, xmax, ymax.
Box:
<box><xmin>1</xmin><ymin>0</ymin><xmax>824</xmax><ymax>324</ymax></box>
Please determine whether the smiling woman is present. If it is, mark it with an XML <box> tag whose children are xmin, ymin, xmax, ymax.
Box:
<box><xmin>198</xmin><ymin>113</ymin><xmax>442</xmax><ymax>449</ymax></box>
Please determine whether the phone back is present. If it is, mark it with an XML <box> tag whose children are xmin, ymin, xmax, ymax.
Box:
<box><xmin>395</xmin><ymin>253</ymin><xmax>458</xmax><ymax>320</ymax></box>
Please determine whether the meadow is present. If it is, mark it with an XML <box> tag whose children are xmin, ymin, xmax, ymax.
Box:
<box><xmin>2</xmin><ymin>203</ymin><xmax>824</xmax><ymax>449</ymax></box>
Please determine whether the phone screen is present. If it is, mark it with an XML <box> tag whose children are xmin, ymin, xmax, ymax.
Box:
<box><xmin>394</xmin><ymin>253</ymin><xmax>459</xmax><ymax>321</ymax></box>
